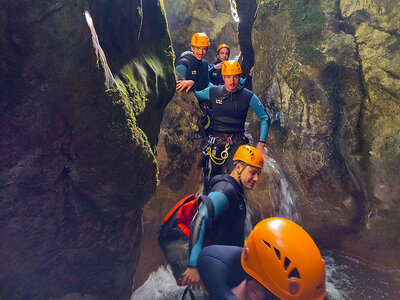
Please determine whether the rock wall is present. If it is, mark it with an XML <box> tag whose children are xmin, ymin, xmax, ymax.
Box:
<box><xmin>0</xmin><ymin>1</ymin><xmax>175</xmax><ymax>299</ymax></box>
<box><xmin>249</xmin><ymin>0</ymin><xmax>400</xmax><ymax>267</ymax></box>
<box><xmin>133</xmin><ymin>75</ymin><xmax>205</xmax><ymax>289</ymax></box>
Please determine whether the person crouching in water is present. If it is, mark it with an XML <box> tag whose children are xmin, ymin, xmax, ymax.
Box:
<box><xmin>194</xmin><ymin>60</ymin><xmax>270</xmax><ymax>193</ymax></box>
<box><xmin>181</xmin><ymin>145</ymin><xmax>264</xmax><ymax>290</ymax></box>
<box><xmin>198</xmin><ymin>217</ymin><xmax>327</xmax><ymax>300</ymax></box>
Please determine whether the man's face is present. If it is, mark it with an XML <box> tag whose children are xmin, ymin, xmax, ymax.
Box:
<box><xmin>223</xmin><ymin>74</ymin><xmax>240</xmax><ymax>92</ymax></box>
<box><xmin>191</xmin><ymin>45</ymin><xmax>208</xmax><ymax>60</ymax></box>
<box><xmin>239</xmin><ymin>164</ymin><xmax>261</xmax><ymax>190</ymax></box>
<box><xmin>217</xmin><ymin>47</ymin><xmax>229</xmax><ymax>62</ymax></box>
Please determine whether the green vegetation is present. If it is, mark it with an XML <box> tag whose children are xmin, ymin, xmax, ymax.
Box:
<box><xmin>258</xmin><ymin>0</ymin><xmax>326</xmax><ymax>66</ymax></box>
<box><xmin>283</xmin><ymin>0</ymin><xmax>325</xmax><ymax>65</ymax></box>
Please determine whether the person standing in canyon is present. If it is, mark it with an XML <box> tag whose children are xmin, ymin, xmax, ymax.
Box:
<box><xmin>175</xmin><ymin>32</ymin><xmax>213</xmax><ymax>93</ymax></box>
<box><xmin>194</xmin><ymin>60</ymin><xmax>269</xmax><ymax>193</ymax></box>
<box><xmin>209</xmin><ymin>43</ymin><xmax>230</xmax><ymax>85</ymax></box>
<box><xmin>181</xmin><ymin>145</ymin><xmax>264</xmax><ymax>290</ymax></box>
<box><xmin>209</xmin><ymin>44</ymin><xmax>254</xmax><ymax>87</ymax></box>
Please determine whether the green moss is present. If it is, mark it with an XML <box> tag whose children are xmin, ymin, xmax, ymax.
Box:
<box><xmin>284</xmin><ymin>0</ymin><xmax>325</xmax><ymax>65</ymax></box>
<box><xmin>258</xmin><ymin>0</ymin><xmax>326</xmax><ymax>65</ymax></box>
<box><xmin>104</xmin><ymin>87</ymin><xmax>159</xmax><ymax>183</ymax></box>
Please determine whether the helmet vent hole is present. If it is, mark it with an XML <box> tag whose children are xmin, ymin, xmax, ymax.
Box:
<box><xmin>284</xmin><ymin>257</ymin><xmax>291</xmax><ymax>270</ymax></box>
<box><xmin>263</xmin><ymin>240</ymin><xmax>271</xmax><ymax>248</ymax></box>
<box><xmin>274</xmin><ymin>248</ymin><xmax>281</xmax><ymax>260</ymax></box>
<box><xmin>288</xmin><ymin>268</ymin><xmax>300</xmax><ymax>279</ymax></box>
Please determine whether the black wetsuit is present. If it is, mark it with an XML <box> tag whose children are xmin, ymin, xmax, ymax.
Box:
<box><xmin>188</xmin><ymin>174</ymin><xmax>246</xmax><ymax>268</ymax></box>
<box><xmin>195</xmin><ymin>85</ymin><xmax>269</xmax><ymax>192</ymax></box>
<box><xmin>209</xmin><ymin>59</ymin><xmax>224</xmax><ymax>85</ymax></box>
<box><xmin>197</xmin><ymin>245</ymin><xmax>246</xmax><ymax>300</ymax></box>
<box><xmin>175</xmin><ymin>52</ymin><xmax>211</xmax><ymax>91</ymax></box>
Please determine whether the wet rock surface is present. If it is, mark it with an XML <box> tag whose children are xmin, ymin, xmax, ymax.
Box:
<box><xmin>250</xmin><ymin>0</ymin><xmax>400</xmax><ymax>267</ymax></box>
<box><xmin>0</xmin><ymin>0</ymin><xmax>174</xmax><ymax>299</ymax></box>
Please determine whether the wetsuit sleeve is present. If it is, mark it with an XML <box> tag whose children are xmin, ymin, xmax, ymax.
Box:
<box><xmin>194</xmin><ymin>87</ymin><xmax>211</xmax><ymax>103</ymax></box>
<box><xmin>188</xmin><ymin>191</ymin><xmax>230</xmax><ymax>267</ymax></box>
<box><xmin>207</xmin><ymin>73</ymin><xmax>213</xmax><ymax>87</ymax></box>
<box><xmin>250</xmin><ymin>94</ymin><xmax>269</xmax><ymax>143</ymax></box>
<box><xmin>175</xmin><ymin>64</ymin><xmax>187</xmax><ymax>79</ymax></box>
<box><xmin>197</xmin><ymin>245</ymin><xmax>245</xmax><ymax>300</ymax></box>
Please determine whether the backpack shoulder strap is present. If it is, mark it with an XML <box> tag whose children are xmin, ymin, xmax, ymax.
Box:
<box><xmin>197</xmin><ymin>194</ymin><xmax>215</xmax><ymax>226</ymax></box>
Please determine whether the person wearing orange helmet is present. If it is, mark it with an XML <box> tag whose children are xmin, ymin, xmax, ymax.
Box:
<box><xmin>209</xmin><ymin>44</ymin><xmax>253</xmax><ymax>86</ymax></box>
<box><xmin>181</xmin><ymin>145</ymin><xmax>264</xmax><ymax>290</ymax></box>
<box><xmin>194</xmin><ymin>60</ymin><xmax>270</xmax><ymax>193</ymax></box>
<box><xmin>197</xmin><ymin>217</ymin><xmax>327</xmax><ymax>300</ymax></box>
<box><xmin>176</xmin><ymin>32</ymin><xmax>213</xmax><ymax>93</ymax></box>
<box><xmin>209</xmin><ymin>44</ymin><xmax>230</xmax><ymax>85</ymax></box>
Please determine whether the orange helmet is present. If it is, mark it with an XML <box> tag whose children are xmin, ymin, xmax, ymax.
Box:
<box><xmin>241</xmin><ymin>218</ymin><xmax>326</xmax><ymax>300</ymax></box>
<box><xmin>221</xmin><ymin>60</ymin><xmax>242</xmax><ymax>75</ymax></box>
<box><xmin>191</xmin><ymin>32</ymin><xmax>210</xmax><ymax>47</ymax></box>
<box><xmin>233</xmin><ymin>145</ymin><xmax>263</xmax><ymax>169</ymax></box>
<box><xmin>217</xmin><ymin>43</ymin><xmax>230</xmax><ymax>53</ymax></box>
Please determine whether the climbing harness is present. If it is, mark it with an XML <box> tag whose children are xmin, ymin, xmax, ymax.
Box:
<box><xmin>204</xmin><ymin>136</ymin><xmax>232</xmax><ymax>165</ymax></box>
<box><xmin>200</xmin><ymin>103</ymin><xmax>211</xmax><ymax>130</ymax></box>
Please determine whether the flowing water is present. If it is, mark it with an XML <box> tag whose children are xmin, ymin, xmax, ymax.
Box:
<box><xmin>131</xmin><ymin>251</ymin><xmax>400</xmax><ymax>299</ymax></box>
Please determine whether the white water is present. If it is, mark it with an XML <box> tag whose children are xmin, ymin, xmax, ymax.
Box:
<box><xmin>132</xmin><ymin>250</ymin><xmax>400</xmax><ymax>299</ymax></box>
<box><xmin>263</xmin><ymin>151</ymin><xmax>301</xmax><ymax>223</ymax></box>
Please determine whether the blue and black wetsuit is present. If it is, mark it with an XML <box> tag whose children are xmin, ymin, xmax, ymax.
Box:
<box><xmin>197</xmin><ymin>245</ymin><xmax>245</xmax><ymax>300</ymax></box>
<box><xmin>194</xmin><ymin>85</ymin><xmax>269</xmax><ymax>192</ymax></box>
<box><xmin>209</xmin><ymin>59</ymin><xmax>224</xmax><ymax>85</ymax></box>
<box><xmin>175</xmin><ymin>52</ymin><xmax>212</xmax><ymax>91</ymax></box>
<box><xmin>188</xmin><ymin>174</ymin><xmax>246</xmax><ymax>269</ymax></box>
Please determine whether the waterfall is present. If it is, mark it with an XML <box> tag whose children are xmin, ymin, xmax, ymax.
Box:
<box><xmin>229</xmin><ymin>0</ymin><xmax>240</xmax><ymax>23</ymax></box>
<box><xmin>264</xmin><ymin>153</ymin><xmax>301</xmax><ymax>223</ymax></box>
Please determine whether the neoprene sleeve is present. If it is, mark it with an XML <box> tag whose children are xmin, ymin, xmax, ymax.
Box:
<box><xmin>188</xmin><ymin>191</ymin><xmax>229</xmax><ymax>267</ymax></box>
<box><xmin>249</xmin><ymin>94</ymin><xmax>269</xmax><ymax>142</ymax></box>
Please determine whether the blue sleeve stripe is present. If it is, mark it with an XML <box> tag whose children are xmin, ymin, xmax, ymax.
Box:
<box><xmin>250</xmin><ymin>94</ymin><xmax>269</xmax><ymax>142</ymax></box>
<box><xmin>175</xmin><ymin>64</ymin><xmax>187</xmax><ymax>79</ymax></box>
<box><xmin>194</xmin><ymin>87</ymin><xmax>211</xmax><ymax>103</ymax></box>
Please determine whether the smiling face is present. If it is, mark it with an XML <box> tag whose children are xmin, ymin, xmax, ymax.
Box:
<box><xmin>233</xmin><ymin>162</ymin><xmax>261</xmax><ymax>190</ymax></box>
<box><xmin>217</xmin><ymin>47</ymin><xmax>230</xmax><ymax>62</ymax></box>
<box><xmin>191</xmin><ymin>45</ymin><xmax>208</xmax><ymax>60</ymax></box>
<box><xmin>223</xmin><ymin>74</ymin><xmax>240</xmax><ymax>92</ymax></box>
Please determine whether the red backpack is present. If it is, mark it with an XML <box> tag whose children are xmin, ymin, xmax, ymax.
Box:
<box><xmin>162</xmin><ymin>194</ymin><xmax>199</xmax><ymax>237</ymax></box>
<box><xmin>160</xmin><ymin>193</ymin><xmax>214</xmax><ymax>238</ymax></box>
<box><xmin>158</xmin><ymin>192</ymin><xmax>215</xmax><ymax>285</ymax></box>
